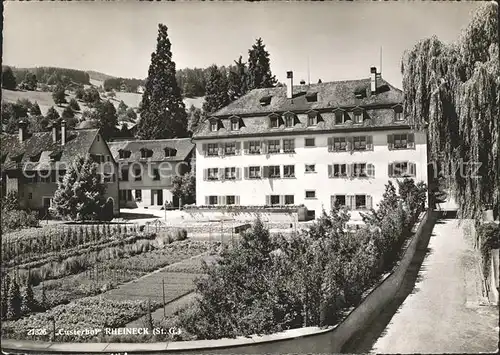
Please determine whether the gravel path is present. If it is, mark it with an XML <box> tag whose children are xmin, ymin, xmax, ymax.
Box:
<box><xmin>367</xmin><ymin>218</ymin><xmax>499</xmax><ymax>353</ymax></box>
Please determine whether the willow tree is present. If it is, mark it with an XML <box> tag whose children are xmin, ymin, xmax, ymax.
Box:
<box><xmin>401</xmin><ymin>2</ymin><xmax>499</xmax><ymax>220</ymax></box>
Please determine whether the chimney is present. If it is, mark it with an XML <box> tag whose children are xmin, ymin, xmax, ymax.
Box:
<box><xmin>286</xmin><ymin>71</ymin><xmax>293</xmax><ymax>99</ymax></box>
<box><xmin>18</xmin><ymin>120</ymin><xmax>27</xmax><ymax>142</ymax></box>
<box><xmin>61</xmin><ymin>120</ymin><xmax>67</xmax><ymax>146</ymax></box>
<box><xmin>52</xmin><ymin>123</ymin><xmax>58</xmax><ymax>143</ymax></box>
<box><xmin>370</xmin><ymin>67</ymin><xmax>377</xmax><ymax>94</ymax></box>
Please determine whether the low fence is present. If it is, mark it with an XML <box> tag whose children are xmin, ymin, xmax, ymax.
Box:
<box><xmin>183</xmin><ymin>207</ymin><xmax>300</xmax><ymax>223</ymax></box>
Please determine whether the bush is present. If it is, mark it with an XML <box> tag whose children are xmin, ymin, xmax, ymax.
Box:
<box><xmin>1</xmin><ymin>210</ymin><xmax>39</xmax><ymax>233</ymax></box>
<box><xmin>478</xmin><ymin>222</ymin><xmax>500</xmax><ymax>278</ymax></box>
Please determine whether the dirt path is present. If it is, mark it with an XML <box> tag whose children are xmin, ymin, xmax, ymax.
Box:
<box><xmin>362</xmin><ymin>218</ymin><xmax>498</xmax><ymax>353</ymax></box>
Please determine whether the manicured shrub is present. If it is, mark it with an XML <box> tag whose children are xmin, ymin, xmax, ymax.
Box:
<box><xmin>7</xmin><ymin>278</ymin><xmax>22</xmax><ymax>320</ymax></box>
<box><xmin>22</xmin><ymin>277</ymin><xmax>36</xmax><ymax>314</ymax></box>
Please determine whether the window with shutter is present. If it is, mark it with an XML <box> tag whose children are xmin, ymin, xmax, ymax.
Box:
<box><xmin>263</xmin><ymin>166</ymin><xmax>269</xmax><ymax>178</ymax></box>
<box><xmin>244</xmin><ymin>167</ymin><xmax>249</xmax><ymax>179</ymax></box>
<box><xmin>262</xmin><ymin>141</ymin><xmax>268</xmax><ymax>154</ymax></box>
<box><xmin>328</xmin><ymin>164</ymin><xmax>333</xmax><ymax>178</ymax></box>
<box><xmin>388</xmin><ymin>163</ymin><xmax>394</xmax><ymax>177</ymax></box>
<box><xmin>243</xmin><ymin>141</ymin><xmax>249</xmax><ymax>154</ymax></box>
<box><xmin>366</xmin><ymin>136</ymin><xmax>373</xmax><ymax>150</ymax></box>
<box><xmin>327</xmin><ymin>137</ymin><xmax>333</xmax><ymax>152</ymax></box>
<box><xmin>366</xmin><ymin>195</ymin><xmax>373</xmax><ymax>209</ymax></box>
<box><xmin>367</xmin><ymin>163</ymin><xmax>375</xmax><ymax>177</ymax></box>
<box><xmin>409</xmin><ymin>162</ymin><xmax>416</xmax><ymax>176</ymax></box>
<box><xmin>218</xmin><ymin>168</ymin><xmax>225</xmax><ymax>180</ymax></box>
<box><xmin>235</xmin><ymin>196</ymin><xmax>241</xmax><ymax>205</ymax></box>
<box><xmin>236</xmin><ymin>167</ymin><xmax>241</xmax><ymax>180</ymax></box>
<box><xmin>347</xmin><ymin>195</ymin><xmax>355</xmax><ymax>210</ymax></box>
<box><xmin>387</xmin><ymin>134</ymin><xmax>394</xmax><ymax>150</ymax></box>
<box><xmin>346</xmin><ymin>137</ymin><xmax>353</xmax><ymax>151</ymax></box>
<box><xmin>203</xmin><ymin>169</ymin><xmax>208</xmax><ymax>181</ymax></box>
<box><xmin>265</xmin><ymin>195</ymin><xmax>271</xmax><ymax>205</ymax></box>
<box><xmin>283</xmin><ymin>139</ymin><xmax>295</xmax><ymax>153</ymax></box>
<box><xmin>407</xmin><ymin>133</ymin><xmax>415</xmax><ymax>148</ymax></box>
<box><xmin>279</xmin><ymin>195</ymin><xmax>285</xmax><ymax>205</ymax></box>
<box><xmin>205</xmin><ymin>196</ymin><xmax>209</xmax><ymax>205</ymax></box>
<box><xmin>235</xmin><ymin>142</ymin><xmax>241</xmax><ymax>154</ymax></box>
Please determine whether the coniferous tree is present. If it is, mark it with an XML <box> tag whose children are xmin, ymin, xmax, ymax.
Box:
<box><xmin>29</xmin><ymin>102</ymin><xmax>42</xmax><ymax>116</ymax></box>
<box><xmin>202</xmin><ymin>65</ymin><xmax>230</xmax><ymax>115</ymax></box>
<box><xmin>45</xmin><ymin>106</ymin><xmax>60</xmax><ymax>123</ymax></box>
<box><xmin>52</xmin><ymin>156</ymin><xmax>106</xmax><ymax>221</ymax></box>
<box><xmin>21</xmin><ymin>72</ymin><xmax>38</xmax><ymax>91</ymax></box>
<box><xmin>187</xmin><ymin>105</ymin><xmax>204</xmax><ymax>135</ymax></box>
<box><xmin>62</xmin><ymin>106</ymin><xmax>75</xmax><ymax>119</ymax></box>
<box><xmin>228</xmin><ymin>56</ymin><xmax>249</xmax><ymax>101</ymax></box>
<box><xmin>247</xmin><ymin>38</ymin><xmax>277</xmax><ymax>90</ymax></box>
<box><xmin>1</xmin><ymin>275</ymin><xmax>10</xmax><ymax>319</ymax></box>
<box><xmin>117</xmin><ymin>100</ymin><xmax>128</xmax><ymax>116</ymax></box>
<box><xmin>52</xmin><ymin>85</ymin><xmax>67</xmax><ymax>106</ymax></box>
<box><xmin>7</xmin><ymin>278</ymin><xmax>22</xmax><ymax>320</ymax></box>
<box><xmin>91</xmin><ymin>100</ymin><xmax>118</xmax><ymax>140</ymax></box>
<box><xmin>22</xmin><ymin>277</ymin><xmax>36</xmax><ymax>314</ymax></box>
<box><xmin>75</xmin><ymin>87</ymin><xmax>85</xmax><ymax>100</ymax></box>
<box><xmin>2</xmin><ymin>67</ymin><xmax>17</xmax><ymax>90</ymax></box>
<box><xmin>68</xmin><ymin>98</ymin><xmax>80</xmax><ymax>111</ymax></box>
<box><xmin>137</xmin><ymin>24</ymin><xmax>187</xmax><ymax>139</ymax></box>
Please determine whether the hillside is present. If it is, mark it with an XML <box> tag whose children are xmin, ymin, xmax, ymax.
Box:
<box><xmin>2</xmin><ymin>88</ymin><xmax>204</xmax><ymax>117</ymax></box>
<box><xmin>86</xmin><ymin>70</ymin><xmax>116</xmax><ymax>82</ymax></box>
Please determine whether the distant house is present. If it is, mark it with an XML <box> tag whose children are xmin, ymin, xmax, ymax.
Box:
<box><xmin>108</xmin><ymin>138</ymin><xmax>194</xmax><ymax>209</ymax></box>
<box><xmin>0</xmin><ymin>121</ymin><xmax>120</xmax><ymax>216</ymax></box>
<box><xmin>136</xmin><ymin>85</ymin><xmax>145</xmax><ymax>94</ymax></box>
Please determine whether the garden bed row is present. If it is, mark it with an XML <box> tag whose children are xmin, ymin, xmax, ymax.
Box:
<box><xmin>9</xmin><ymin>241</ymin><xmax>216</xmax><ymax>317</ymax></box>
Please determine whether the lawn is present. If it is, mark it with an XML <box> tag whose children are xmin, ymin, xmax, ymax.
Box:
<box><xmin>1</xmin><ymin>88</ymin><xmax>87</xmax><ymax>118</ymax></box>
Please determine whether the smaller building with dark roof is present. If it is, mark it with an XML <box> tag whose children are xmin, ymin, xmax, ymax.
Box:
<box><xmin>1</xmin><ymin>121</ymin><xmax>120</xmax><ymax>216</ymax></box>
<box><xmin>108</xmin><ymin>138</ymin><xmax>194</xmax><ymax>209</ymax></box>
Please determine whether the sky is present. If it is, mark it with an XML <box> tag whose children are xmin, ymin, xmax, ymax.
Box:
<box><xmin>2</xmin><ymin>1</ymin><xmax>484</xmax><ymax>89</ymax></box>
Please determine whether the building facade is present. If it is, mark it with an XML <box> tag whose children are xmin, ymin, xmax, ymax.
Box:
<box><xmin>108</xmin><ymin>138</ymin><xmax>194</xmax><ymax>209</ymax></box>
<box><xmin>193</xmin><ymin>68</ymin><xmax>428</xmax><ymax>221</ymax></box>
<box><xmin>0</xmin><ymin>121</ymin><xmax>120</xmax><ymax>216</ymax></box>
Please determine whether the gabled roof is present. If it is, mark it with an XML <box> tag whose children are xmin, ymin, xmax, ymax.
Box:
<box><xmin>108</xmin><ymin>138</ymin><xmax>194</xmax><ymax>163</ymax></box>
<box><xmin>212</xmin><ymin>77</ymin><xmax>402</xmax><ymax>117</ymax></box>
<box><xmin>0</xmin><ymin>129</ymin><xmax>100</xmax><ymax>171</ymax></box>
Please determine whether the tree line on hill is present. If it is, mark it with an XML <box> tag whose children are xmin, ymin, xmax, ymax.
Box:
<box><xmin>2</xmin><ymin>66</ymin><xmax>91</xmax><ymax>89</ymax></box>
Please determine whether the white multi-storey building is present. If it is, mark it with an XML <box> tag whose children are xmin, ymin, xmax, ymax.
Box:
<box><xmin>193</xmin><ymin>68</ymin><xmax>428</xmax><ymax>221</ymax></box>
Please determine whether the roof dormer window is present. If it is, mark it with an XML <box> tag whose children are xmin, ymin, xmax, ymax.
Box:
<box><xmin>334</xmin><ymin>109</ymin><xmax>346</xmax><ymax>124</ymax></box>
<box><xmin>306</xmin><ymin>111</ymin><xmax>320</xmax><ymax>126</ymax></box>
<box><xmin>260</xmin><ymin>95</ymin><xmax>272</xmax><ymax>106</ymax></box>
<box><xmin>118</xmin><ymin>149</ymin><xmax>131</xmax><ymax>159</ymax></box>
<box><xmin>353</xmin><ymin>108</ymin><xmax>364</xmax><ymax>124</ymax></box>
<box><xmin>393</xmin><ymin>105</ymin><xmax>404</xmax><ymax>122</ymax></box>
<box><xmin>269</xmin><ymin>113</ymin><xmax>281</xmax><ymax>128</ymax></box>
<box><xmin>283</xmin><ymin>112</ymin><xmax>296</xmax><ymax>128</ymax></box>
<box><xmin>164</xmin><ymin>147</ymin><xmax>177</xmax><ymax>157</ymax></box>
<box><xmin>209</xmin><ymin>119</ymin><xmax>219</xmax><ymax>132</ymax></box>
<box><xmin>230</xmin><ymin>116</ymin><xmax>240</xmax><ymax>131</ymax></box>
<box><xmin>140</xmin><ymin>148</ymin><xmax>152</xmax><ymax>159</ymax></box>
